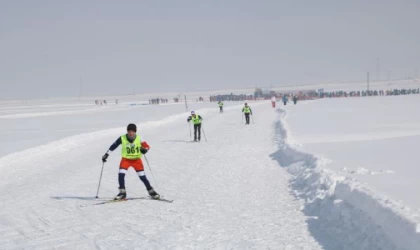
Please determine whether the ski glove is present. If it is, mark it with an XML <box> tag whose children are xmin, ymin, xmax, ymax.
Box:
<box><xmin>140</xmin><ymin>148</ymin><xmax>148</xmax><ymax>154</ymax></box>
<box><xmin>102</xmin><ymin>153</ymin><xmax>109</xmax><ymax>163</ymax></box>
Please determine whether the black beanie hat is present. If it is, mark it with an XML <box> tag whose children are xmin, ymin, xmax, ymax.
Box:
<box><xmin>127</xmin><ymin>123</ymin><xmax>137</xmax><ymax>132</ymax></box>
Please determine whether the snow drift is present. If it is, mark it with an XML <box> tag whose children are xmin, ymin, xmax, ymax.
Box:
<box><xmin>271</xmin><ymin>109</ymin><xmax>420</xmax><ymax>250</ymax></box>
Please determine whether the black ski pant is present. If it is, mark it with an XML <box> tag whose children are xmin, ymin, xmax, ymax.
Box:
<box><xmin>245</xmin><ymin>113</ymin><xmax>250</xmax><ymax>124</ymax></box>
<box><xmin>194</xmin><ymin>124</ymin><xmax>202</xmax><ymax>140</ymax></box>
<box><xmin>219</xmin><ymin>106</ymin><xmax>223</xmax><ymax>113</ymax></box>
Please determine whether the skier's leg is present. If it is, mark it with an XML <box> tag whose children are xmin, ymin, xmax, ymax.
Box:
<box><xmin>115</xmin><ymin>162</ymin><xmax>128</xmax><ymax>200</ymax></box>
<box><xmin>118</xmin><ymin>169</ymin><xmax>127</xmax><ymax>189</ymax></box>
<box><xmin>118</xmin><ymin>168</ymin><xmax>127</xmax><ymax>189</ymax></box>
<box><xmin>137</xmin><ymin>171</ymin><xmax>152</xmax><ymax>190</ymax></box>
<box><xmin>134</xmin><ymin>160</ymin><xmax>151</xmax><ymax>190</ymax></box>
<box><xmin>198</xmin><ymin>124</ymin><xmax>202</xmax><ymax>141</ymax></box>
<box><xmin>118</xmin><ymin>159</ymin><xmax>131</xmax><ymax>191</ymax></box>
<box><xmin>135</xmin><ymin>160</ymin><xmax>159</xmax><ymax>199</ymax></box>
<box><xmin>194</xmin><ymin>124</ymin><xmax>198</xmax><ymax>141</ymax></box>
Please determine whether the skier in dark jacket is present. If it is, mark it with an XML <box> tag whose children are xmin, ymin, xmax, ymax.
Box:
<box><xmin>187</xmin><ymin>111</ymin><xmax>203</xmax><ymax>141</ymax></box>
<box><xmin>293</xmin><ymin>95</ymin><xmax>298</xmax><ymax>105</ymax></box>
<box><xmin>242</xmin><ymin>103</ymin><xmax>253</xmax><ymax>125</ymax></box>
<box><xmin>218</xmin><ymin>101</ymin><xmax>224</xmax><ymax>113</ymax></box>
<box><xmin>282</xmin><ymin>95</ymin><xmax>288</xmax><ymax>106</ymax></box>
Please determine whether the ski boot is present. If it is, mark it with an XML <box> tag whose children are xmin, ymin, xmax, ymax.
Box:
<box><xmin>114</xmin><ymin>188</ymin><xmax>127</xmax><ymax>200</ymax></box>
<box><xmin>148</xmin><ymin>188</ymin><xmax>160</xmax><ymax>200</ymax></box>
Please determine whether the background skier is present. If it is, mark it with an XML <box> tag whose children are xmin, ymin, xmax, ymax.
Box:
<box><xmin>282</xmin><ymin>95</ymin><xmax>288</xmax><ymax>106</ymax></box>
<box><xmin>218</xmin><ymin>101</ymin><xmax>224</xmax><ymax>113</ymax></box>
<box><xmin>187</xmin><ymin>111</ymin><xmax>203</xmax><ymax>141</ymax></box>
<box><xmin>242</xmin><ymin>103</ymin><xmax>253</xmax><ymax>125</ymax></box>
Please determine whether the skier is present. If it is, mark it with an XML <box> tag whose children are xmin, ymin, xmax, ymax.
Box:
<box><xmin>282</xmin><ymin>95</ymin><xmax>288</xmax><ymax>106</ymax></box>
<box><xmin>218</xmin><ymin>101</ymin><xmax>224</xmax><ymax>113</ymax></box>
<box><xmin>293</xmin><ymin>95</ymin><xmax>298</xmax><ymax>105</ymax></box>
<box><xmin>187</xmin><ymin>111</ymin><xmax>203</xmax><ymax>141</ymax></box>
<box><xmin>101</xmin><ymin>124</ymin><xmax>160</xmax><ymax>200</ymax></box>
<box><xmin>271</xmin><ymin>96</ymin><xmax>276</xmax><ymax>108</ymax></box>
<box><xmin>242</xmin><ymin>103</ymin><xmax>253</xmax><ymax>125</ymax></box>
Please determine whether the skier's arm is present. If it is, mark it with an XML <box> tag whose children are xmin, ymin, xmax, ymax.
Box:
<box><xmin>250</xmin><ymin>108</ymin><xmax>253</xmax><ymax>115</ymax></box>
<box><xmin>141</xmin><ymin>141</ymin><xmax>150</xmax><ymax>150</ymax></box>
<box><xmin>102</xmin><ymin>137</ymin><xmax>121</xmax><ymax>162</ymax></box>
<box><xmin>108</xmin><ymin>137</ymin><xmax>122</xmax><ymax>152</ymax></box>
<box><xmin>140</xmin><ymin>141</ymin><xmax>150</xmax><ymax>154</ymax></box>
<box><xmin>198</xmin><ymin>115</ymin><xmax>203</xmax><ymax>121</ymax></box>
<box><xmin>187</xmin><ymin>116</ymin><xmax>192</xmax><ymax>122</ymax></box>
<box><xmin>242</xmin><ymin>108</ymin><xmax>244</xmax><ymax>112</ymax></box>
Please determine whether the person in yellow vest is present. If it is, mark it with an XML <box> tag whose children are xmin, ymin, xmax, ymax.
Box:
<box><xmin>101</xmin><ymin>123</ymin><xmax>160</xmax><ymax>200</ymax></box>
<box><xmin>218</xmin><ymin>101</ymin><xmax>224</xmax><ymax>113</ymax></box>
<box><xmin>242</xmin><ymin>103</ymin><xmax>253</xmax><ymax>125</ymax></box>
<box><xmin>187</xmin><ymin>111</ymin><xmax>203</xmax><ymax>142</ymax></box>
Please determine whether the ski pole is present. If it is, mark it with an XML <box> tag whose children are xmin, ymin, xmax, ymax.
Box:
<box><xmin>144</xmin><ymin>155</ymin><xmax>161</xmax><ymax>193</ymax></box>
<box><xmin>201</xmin><ymin>125</ymin><xmax>208</xmax><ymax>142</ymax></box>
<box><xmin>95</xmin><ymin>162</ymin><xmax>105</xmax><ymax>198</ymax></box>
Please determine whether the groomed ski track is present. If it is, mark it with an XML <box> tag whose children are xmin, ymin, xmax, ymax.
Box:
<box><xmin>0</xmin><ymin>102</ymin><xmax>411</xmax><ymax>249</ymax></box>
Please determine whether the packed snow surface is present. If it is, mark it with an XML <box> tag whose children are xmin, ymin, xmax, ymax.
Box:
<box><xmin>0</xmin><ymin>101</ymin><xmax>323</xmax><ymax>249</ymax></box>
<box><xmin>0</xmin><ymin>101</ymin><xmax>218</xmax><ymax>158</ymax></box>
<box><xmin>1</xmin><ymin>96</ymin><xmax>420</xmax><ymax>249</ymax></box>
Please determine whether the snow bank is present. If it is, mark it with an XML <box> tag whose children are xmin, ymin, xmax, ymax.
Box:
<box><xmin>271</xmin><ymin>109</ymin><xmax>420</xmax><ymax>250</ymax></box>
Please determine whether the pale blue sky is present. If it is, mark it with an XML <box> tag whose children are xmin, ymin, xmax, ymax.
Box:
<box><xmin>0</xmin><ymin>0</ymin><xmax>419</xmax><ymax>99</ymax></box>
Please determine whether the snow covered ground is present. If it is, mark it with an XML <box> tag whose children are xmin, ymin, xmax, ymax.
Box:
<box><xmin>0</xmin><ymin>101</ymin><xmax>221</xmax><ymax>158</ymax></box>
<box><xmin>1</xmin><ymin>96</ymin><xmax>419</xmax><ymax>249</ymax></box>
<box><xmin>283</xmin><ymin>95</ymin><xmax>420</xmax><ymax>210</ymax></box>
<box><xmin>0</xmin><ymin>101</ymin><xmax>324</xmax><ymax>249</ymax></box>
<box><xmin>280</xmin><ymin>95</ymin><xmax>420</xmax><ymax>249</ymax></box>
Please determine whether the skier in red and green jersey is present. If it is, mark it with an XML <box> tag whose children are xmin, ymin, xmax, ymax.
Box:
<box><xmin>102</xmin><ymin>123</ymin><xmax>160</xmax><ymax>200</ymax></box>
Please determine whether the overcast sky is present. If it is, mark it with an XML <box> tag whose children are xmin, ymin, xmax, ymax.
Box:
<box><xmin>0</xmin><ymin>0</ymin><xmax>419</xmax><ymax>99</ymax></box>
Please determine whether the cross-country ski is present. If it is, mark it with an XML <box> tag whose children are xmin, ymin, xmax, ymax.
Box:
<box><xmin>81</xmin><ymin>197</ymin><xmax>174</xmax><ymax>207</ymax></box>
